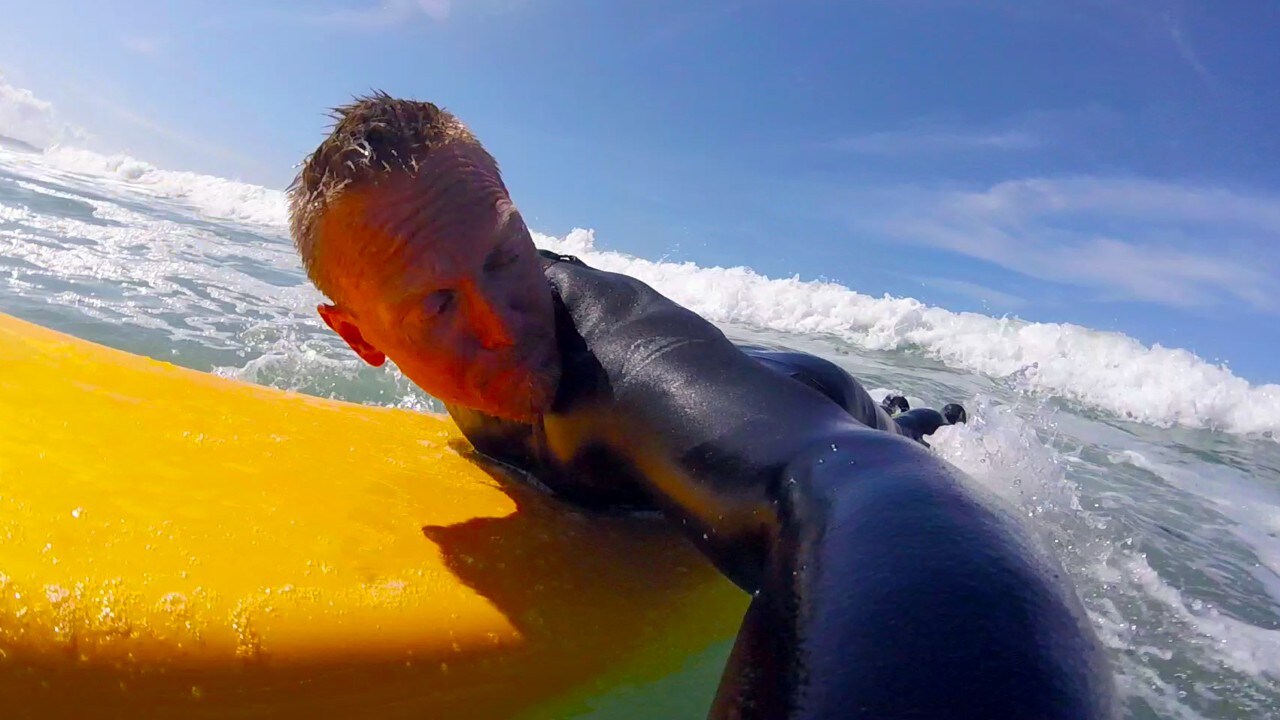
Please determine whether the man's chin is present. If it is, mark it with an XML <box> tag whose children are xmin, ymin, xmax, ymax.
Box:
<box><xmin>475</xmin><ymin>399</ymin><xmax>538</xmax><ymax>422</ymax></box>
<box><xmin>468</xmin><ymin>380</ymin><xmax>555</xmax><ymax>422</ymax></box>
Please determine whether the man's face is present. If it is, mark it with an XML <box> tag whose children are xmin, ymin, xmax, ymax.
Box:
<box><xmin>314</xmin><ymin>154</ymin><xmax>560</xmax><ymax>421</ymax></box>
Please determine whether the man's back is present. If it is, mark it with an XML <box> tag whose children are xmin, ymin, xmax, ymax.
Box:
<box><xmin>450</xmin><ymin>252</ymin><xmax>1117</xmax><ymax>719</ymax></box>
<box><xmin>450</xmin><ymin>252</ymin><xmax>868</xmax><ymax>585</ymax></box>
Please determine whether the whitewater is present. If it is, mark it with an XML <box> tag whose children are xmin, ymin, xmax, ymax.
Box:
<box><xmin>3</xmin><ymin>132</ymin><xmax>1280</xmax><ymax>716</ymax></box>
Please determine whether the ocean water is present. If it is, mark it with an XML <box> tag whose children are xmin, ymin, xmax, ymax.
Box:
<box><xmin>3</xmin><ymin>143</ymin><xmax>1280</xmax><ymax>719</ymax></box>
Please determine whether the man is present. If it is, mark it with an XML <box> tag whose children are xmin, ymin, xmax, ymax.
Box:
<box><xmin>288</xmin><ymin>93</ymin><xmax>1116</xmax><ymax>719</ymax></box>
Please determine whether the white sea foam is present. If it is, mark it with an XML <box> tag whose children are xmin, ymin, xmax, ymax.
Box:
<box><xmin>935</xmin><ymin>400</ymin><xmax>1280</xmax><ymax>715</ymax></box>
<box><xmin>36</xmin><ymin>147</ymin><xmax>288</xmax><ymax>229</ymax></box>
<box><xmin>538</xmin><ymin>229</ymin><xmax>1280</xmax><ymax>438</ymax></box>
<box><xmin>3</xmin><ymin>130</ymin><xmax>1278</xmax><ymax>438</ymax></box>
<box><xmin>1137</xmin><ymin>558</ymin><xmax>1278</xmax><ymax>686</ymax></box>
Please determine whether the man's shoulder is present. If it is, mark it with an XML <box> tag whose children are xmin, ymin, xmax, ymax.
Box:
<box><xmin>538</xmin><ymin>249</ymin><xmax>651</xmax><ymax>315</ymax></box>
<box><xmin>537</xmin><ymin>248</ymin><xmax>589</xmax><ymax>268</ymax></box>
<box><xmin>536</xmin><ymin>249</ymin><xmax>653</xmax><ymax>300</ymax></box>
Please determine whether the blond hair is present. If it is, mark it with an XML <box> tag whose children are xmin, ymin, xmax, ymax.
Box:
<box><xmin>287</xmin><ymin>92</ymin><xmax>496</xmax><ymax>298</ymax></box>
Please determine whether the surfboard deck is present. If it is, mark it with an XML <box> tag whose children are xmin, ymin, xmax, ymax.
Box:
<box><xmin>0</xmin><ymin>313</ymin><xmax>746</xmax><ymax>719</ymax></box>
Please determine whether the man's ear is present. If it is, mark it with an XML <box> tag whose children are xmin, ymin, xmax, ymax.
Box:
<box><xmin>317</xmin><ymin>303</ymin><xmax>386</xmax><ymax>367</ymax></box>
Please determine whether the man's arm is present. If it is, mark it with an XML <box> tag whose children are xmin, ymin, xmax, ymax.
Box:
<box><xmin>739</xmin><ymin>347</ymin><xmax>966</xmax><ymax>446</ymax></box>
<box><xmin>736</xmin><ymin>345</ymin><xmax>898</xmax><ymax>432</ymax></box>
<box><xmin>542</xmin><ymin>259</ymin><xmax>1117</xmax><ymax>719</ymax></box>
<box><xmin>712</xmin><ymin>434</ymin><xmax>1117</xmax><ymax>720</ymax></box>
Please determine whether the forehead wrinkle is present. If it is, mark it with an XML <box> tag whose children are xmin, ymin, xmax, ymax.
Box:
<box><xmin>382</xmin><ymin>157</ymin><xmax>507</xmax><ymax>249</ymax></box>
<box><xmin>316</xmin><ymin>193</ymin><xmax>427</xmax><ymax>305</ymax></box>
<box><xmin>322</xmin><ymin>144</ymin><xmax>510</xmax><ymax>303</ymax></box>
<box><xmin>374</xmin><ymin>187</ymin><xmax>485</xmax><ymax>266</ymax></box>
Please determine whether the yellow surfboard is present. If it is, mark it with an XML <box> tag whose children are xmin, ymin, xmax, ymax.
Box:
<box><xmin>0</xmin><ymin>313</ymin><xmax>746</xmax><ymax>719</ymax></box>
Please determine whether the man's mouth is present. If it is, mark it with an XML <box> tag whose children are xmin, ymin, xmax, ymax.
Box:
<box><xmin>465</xmin><ymin>357</ymin><xmax>556</xmax><ymax>419</ymax></box>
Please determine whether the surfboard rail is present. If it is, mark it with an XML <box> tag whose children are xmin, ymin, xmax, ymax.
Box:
<box><xmin>0</xmin><ymin>312</ymin><xmax>746</xmax><ymax>718</ymax></box>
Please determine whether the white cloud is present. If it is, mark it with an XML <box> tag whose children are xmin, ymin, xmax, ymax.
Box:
<box><xmin>830</xmin><ymin>127</ymin><xmax>1040</xmax><ymax>155</ymax></box>
<box><xmin>416</xmin><ymin>0</ymin><xmax>455</xmax><ymax>20</ymax></box>
<box><xmin>0</xmin><ymin>74</ymin><xmax>90</xmax><ymax>150</ymax></box>
<box><xmin>827</xmin><ymin>107</ymin><xmax>1123</xmax><ymax>159</ymax></box>
<box><xmin>67</xmin><ymin>87</ymin><xmax>272</xmax><ymax>180</ymax></box>
<box><xmin>1165</xmin><ymin>16</ymin><xmax>1213</xmax><ymax>84</ymax></box>
<box><xmin>299</xmin><ymin>0</ymin><xmax>531</xmax><ymax>28</ymax></box>
<box><xmin>0</xmin><ymin>74</ymin><xmax>274</xmax><ymax>183</ymax></box>
<box><xmin>916</xmin><ymin>276</ymin><xmax>1028</xmax><ymax>311</ymax></box>
<box><xmin>847</xmin><ymin>177</ymin><xmax>1280</xmax><ymax>312</ymax></box>
<box><xmin>308</xmin><ymin>0</ymin><xmax>452</xmax><ymax>28</ymax></box>
<box><xmin>122</xmin><ymin>36</ymin><xmax>167</xmax><ymax>57</ymax></box>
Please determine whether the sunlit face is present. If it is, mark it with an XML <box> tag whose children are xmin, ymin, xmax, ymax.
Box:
<box><xmin>313</xmin><ymin>151</ymin><xmax>560</xmax><ymax>421</ymax></box>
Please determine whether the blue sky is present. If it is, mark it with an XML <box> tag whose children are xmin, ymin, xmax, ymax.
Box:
<box><xmin>2</xmin><ymin>0</ymin><xmax>1279</xmax><ymax>382</ymax></box>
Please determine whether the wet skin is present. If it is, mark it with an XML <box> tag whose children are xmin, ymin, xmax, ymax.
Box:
<box><xmin>316</xmin><ymin>160</ymin><xmax>1118</xmax><ymax>719</ymax></box>
<box><xmin>314</xmin><ymin>147</ymin><xmax>560</xmax><ymax>422</ymax></box>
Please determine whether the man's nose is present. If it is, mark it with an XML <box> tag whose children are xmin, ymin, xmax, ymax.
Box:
<box><xmin>460</xmin><ymin>280</ymin><xmax>514</xmax><ymax>351</ymax></box>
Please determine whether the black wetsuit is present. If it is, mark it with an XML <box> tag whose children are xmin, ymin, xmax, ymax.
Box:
<box><xmin>447</xmin><ymin>252</ymin><xmax>1117</xmax><ymax>719</ymax></box>
<box><xmin>743</xmin><ymin>346</ymin><xmax>956</xmax><ymax>445</ymax></box>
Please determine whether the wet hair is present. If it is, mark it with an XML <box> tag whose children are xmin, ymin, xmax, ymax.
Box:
<box><xmin>287</xmin><ymin>91</ymin><xmax>497</xmax><ymax>299</ymax></box>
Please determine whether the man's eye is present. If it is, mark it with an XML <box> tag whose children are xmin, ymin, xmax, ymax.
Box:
<box><xmin>484</xmin><ymin>251</ymin><xmax>518</xmax><ymax>273</ymax></box>
<box><xmin>426</xmin><ymin>289</ymin><xmax>456</xmax><ymax>316</ymax></box>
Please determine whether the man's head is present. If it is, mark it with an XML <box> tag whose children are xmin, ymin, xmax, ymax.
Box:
<box><xmin>289</xmin><ymin>93</ymin><xmax>559</xmax><ymax>421</ymax></box>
